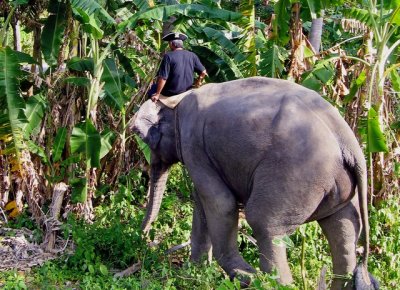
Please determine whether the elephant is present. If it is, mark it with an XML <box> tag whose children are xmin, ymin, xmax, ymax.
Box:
<box><xmin>131</xmin><ymin>77</ymin><xmax>379</xmax><ymax>289</ymax></box>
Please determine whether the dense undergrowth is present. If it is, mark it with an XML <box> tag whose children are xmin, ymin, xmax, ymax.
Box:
<box><xmin>0</xmin><ymin>165</ymin><xmax>399</xmax><ymax>289</ymax></box>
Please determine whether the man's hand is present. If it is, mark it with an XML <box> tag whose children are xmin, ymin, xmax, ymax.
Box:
<box><xmin>194</xmin><ymin>70</ymin><xmax>207</xmax><ymax>88</ymax></box>
<box><xmin>151</xmin><ymin>93</ymin><xmax>160</xmax><ymax>102</ymax></box>
<box><xmin>193</xmin><ymin>80</ymin><xmax>202</xmax><ymax>88</ymax></box>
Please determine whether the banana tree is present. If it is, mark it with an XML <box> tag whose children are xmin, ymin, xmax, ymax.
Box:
<box><xmin>0</xmin><ymin>0</ymin><xmax>45</xmax><ymax>219</ymax></box>
<box><xmin>65</xmin><ymin>0</ymin><xmax>119</xmax><ymax>218</ymax></box>
<box><xmin>343</xmin><ymin>0</ymin><xmax>400</xmax><ymax>194</ymax></box>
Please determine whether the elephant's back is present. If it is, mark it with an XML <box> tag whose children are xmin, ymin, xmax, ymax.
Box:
<box><xmin>186</xmin><ymin>77</ymin><xmax>357</xmax><ymax>153</ymax></box>
<box><xmin>187</xmin><ymin>77</ymin><xmax>332</xmax><ymax>119</ymax></box>
<box><xmin>179</xmin><ymin>77</ymin><xmax>357</xmax><ymax>201</ymax></box>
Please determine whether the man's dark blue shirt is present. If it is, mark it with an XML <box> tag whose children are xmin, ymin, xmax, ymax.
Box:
<box><xmin>157</xmin><ymin>50</ymin><xmax>205</xmax><ymax>96</ymax></box>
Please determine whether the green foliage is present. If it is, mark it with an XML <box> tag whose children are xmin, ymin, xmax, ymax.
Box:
<box><xmin>134</xmin><ymin>134</ymin><xmax>151</xmax><ymax>164</ymax></box>
<box><xmin>41</xmin><ymin>0</ymin><xmax>67</xmax><ymax>66</ymax></box>
<box><xmin>342</xmin><ymin>7</ymin><xmax>376</xmax><ymax>29</ymax></box>
<box><xmin>366</xmin><ymin>107</ymin><xmax>389</xmax><ymax>153</ymax></box>
<box><xmin>259</xmin><ymin>44</ymin><xmax>289</xmax><ymax>78</ymax></box>
<box><xmin>101</xmin><ymin>58</ymin><xmax>130</xmax><ymax>111</ymax></box>
<box><xmin>71</xmin><ymin>0</ymin><xmax>116</xmax><ymax>26</ymax></box>
<box><xmin>272</xmin><ymin>0</ymin><xmax>292</xmax><ymax>45</ymax></box>
<box><xmin>0</xmin><ymin>271</ymin><xmax>28</xmax><ymax>290</ymax></box>
<box><xmin>0</xmin><ymin>46</ymin><xmax>27</xmax><ymax>172</ymax></box>
<box><xmin>67</xmin><ymin>57</ymin><xmax>94</xmax><ymax>73</ymax></box>
<box><xmin>22</xmin><ymin>94</ymin><xmax>47</xmax><ymax>138</ymax></box>
<box><xmin>344</xmin><ymin>71</ymin><xmax>367</xmax><ymax>104</ymax></box>
<box><xmin>70</xmin><ymin>177</ymin><xmax>88</xmax><ymax>203</ymax></box>
<box><xmin>67</xmin><ymin>184</ymin><xmax>147</xmax><ymax>270</ymax></box>
<box><xmin>368</xmin><ymin>195</ymin><xmax>400</xmax><ymax>288</ymax></box>
<box><xmin>301</xmin><ymin>59</ymin><xmax>335</xmax><ymax>91</ymax></box>
<box><xmin>3</xmin><ymin>172</ymin><xmax>400</xmax><ymax>289</ymax></box>
<box><xmin>119</xmin><ymin>4</ymin><xmax>242</xmax><ymax>30</ymax></box>
<box><xmin>71</xmin><ymin>119</ymin><xmax>102</xmax><ymax>168</ymax></box>
<box><xmin>192</xmin><ymin>45</ymin><xmax>241</xmax><ymax>81</ymax></box>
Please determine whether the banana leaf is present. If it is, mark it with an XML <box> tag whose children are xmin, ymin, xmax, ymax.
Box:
<box><xmin>71</xmin><ymin>119</ymin><xmax>102</xmax><ymax>168</ymax></box>
<box><xmin>101</xmin><ymin>58</ymin><xmax>129</xmax><ymax>111</ymax></box>
<box><xmin>112</xmin><ymin>45</ymin><xmax>136</xmax><ymax>78</ymax></box>
<box><xmin>135</xmin><ymin>135</ymin><xmax>150</xmax><ymax>164</ymax></box>
<box><xmin>71</xmin><ymin>177</ymin><xmax>88</xmax><ymax>203</ymax></box>
<box><xmin>119</xmin><ymin>4</ymin><xmax>242</xmax><ymax>30</ymax></box>
<box><xmin>64</xmin><ymin>77</ymin><xmax>91</xmax><ymax>87</ymax></box>
<box><xmin>132</xmin><ymin>0</ymin><xmax>155</xmax><ymax>10</ymax></box>
<box><xmin>41</xmin><ymin>0</ymin><xmax>67</xmax><ymax>66</ymax></box>
<box><xmin>202</xmin><ymin>27</ymin><xmax>246</xmax><ymax>63</ymax></box>
<box><xmin>13</xmin><ymin>50</ymin><xmax>37</xmax><ymax>64</ymax></box>
<box><xmin>344</xmin><ymin>71</ymin><xmax>367</xmax><ymax>104</ymax></box>
<box><xmin>272</xmin><ymin>0</ymin><xmax>291</xmax><ymax>45</ymax></box>
<box><xmin>312</xmin><ymin>61</ymin><xmax>335</xmax><ymax>84</ymax></box>
<box><xmin>259</xmin><ymin>44</ymin><xmax>288</xmax><ymax>78</ymax></box>
<box><xmin>23</xmin><ymin>94</ymin><xmax>47</xmax><ymax>138</ymax></box>
<box><xmin>305</xmin><ymin>0</ymin><xmax>345</xmax><ymax>18</ymax></box>
<box><xmin>52</xmin><ymin>127</ymin><xmax>67</xmax><ymax>162</ymax></box>
<box><xmin>191</xmin><ymin>45</ymin><xmax>242</xmax><ymax>81</ymax></box>
<box><xmin>0</xmin><ymin>47</ymin><xmax>27</xmax><ymax>173</ymax></box>
<box><xmin>240</xmin><ymin>1</ymin><xmax>257</xmax><ymax>76</ymax></box>
<box><xmin>75</xmin><ymin>9</ymin><xmax>104</xmax><ymax>39</ymax></box>
<box><xmin>390</xmin><ymin>69</ymin><xmax>400</xmax><ymax>93</ymax></box>
<box><xmin>67</xmin><ymin>57</ymin><xmax>94</xmax><ymax>72</ymax></box>
<box><xmin>367</xmin><ymin>107</ymin><xmax>389</xmax><ymax>153</ymax></box>
<box><xmin>70</xmin><ymin>0</ymin><xmax>115</xmax><ymax>25</ymax></box>
<box><xmin>342</xmin><ymin>8</ymin><xmax>376</xmax><ymax>29</ymax></box>
<box><xmin>390</xmin><ymin>6</ymin><xmax>400</xmax><ymax>25</ymax></box>
<box><xmin>100</xmin><ymin>128</ymin><xmax>116</xmax><ymax>159</ymax></box>
<box><xmin>301</xmin><ymin>72</ymin><xmax>322</xmax><ymax>92</ymax></box>
<box><xmin>27</xmin><ymin>140</ymin><xmax>49</xmax><ymax>165</ymax></box>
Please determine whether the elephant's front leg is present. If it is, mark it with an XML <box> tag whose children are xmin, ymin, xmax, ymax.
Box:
<box><xmin>190</xmin><ymin>168</ymin><xmax>256</xmax><ymax>280</ymax></box>
<box><xmin>190</xmin><ymin>190</ymin><xmax>212</xmax><ymax>263</ymax></box>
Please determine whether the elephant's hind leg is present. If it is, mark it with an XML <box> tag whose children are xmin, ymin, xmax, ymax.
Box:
<box><xmin>245</xmin><ymin>214</ymin><xmax>294</xmax><ymax>285</ymax></box>
<box><xmin>318</xmin><ymin>196</ymin><xmax>361</xmax><ymax>290</ymax></box>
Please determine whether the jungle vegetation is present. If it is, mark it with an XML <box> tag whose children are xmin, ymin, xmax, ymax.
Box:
<box><xmin>0</xmin><ymin>0</ymin><xmax>399</xmax><ymax>289</ymax></box>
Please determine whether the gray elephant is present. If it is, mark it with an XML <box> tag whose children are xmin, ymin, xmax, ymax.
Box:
<box><xmin>131</xmin><ymin>77</ymin><xmax>378</xmax><ymax>289</ymax></box>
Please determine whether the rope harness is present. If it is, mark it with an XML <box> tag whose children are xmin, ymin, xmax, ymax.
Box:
<box><xmin>174</xmin><ymin>106</ymin><xmax>184</xmax><ymax>164</ymax></box>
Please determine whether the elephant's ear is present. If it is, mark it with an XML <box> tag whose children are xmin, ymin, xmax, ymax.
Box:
<box><xmin>145</xmin><ymin>125</ymin><xmax>161</xmax><ymax>150</ymax></box>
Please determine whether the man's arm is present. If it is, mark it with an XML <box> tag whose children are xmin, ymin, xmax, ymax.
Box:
<box><xmin>193</xmin><ymin>70</ymin><xmax>207</xmax><ymax>88</ymax></box>
<box><xmin>151</xmin><ymin>77</ymin><xmax>167</xmax><ymax>102</ymax></box>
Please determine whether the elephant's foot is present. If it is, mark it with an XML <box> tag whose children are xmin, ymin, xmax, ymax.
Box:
<box><xmin>190</xmin><ymin>245</ymin><xmax>212</xmax><ymax>264</ymax></box>
<box><xmin>220</xmin><ymin>255</ymin><xmax>256</xmax><ymax>284</ymax></box>
<box><xmin>232</xmin><ymin>270</ymin><xmax>254</xmax><ymax>288</ymax></box>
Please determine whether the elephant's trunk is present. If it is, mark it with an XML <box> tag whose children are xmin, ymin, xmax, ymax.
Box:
<box><xmin>142</xmin><ymin>161</ymin><xmax>170</xmax><ymax>234</ymax></box>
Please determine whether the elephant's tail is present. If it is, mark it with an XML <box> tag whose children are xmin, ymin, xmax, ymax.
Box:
<box><xmin>353</xmin><ymin>155</ymin><xmax>379</xmax><ymax>289</ymax></box>
<box><xmin>354</xmin><ymin>159</ymin><xmax>369</xmax><ymax>269</ymax></box>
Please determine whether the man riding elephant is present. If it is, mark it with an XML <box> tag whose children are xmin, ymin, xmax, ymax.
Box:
<box><xmin>150</xmin><ymin>32</ymin><xmax>207</xmax><ymax>103</ymax></box>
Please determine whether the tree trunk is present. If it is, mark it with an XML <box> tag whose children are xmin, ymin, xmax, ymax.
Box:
<box><xmin>42</xmin><ymin>183</ymin><xmax>68</xmax><ymax>252</ymax></box>
<box><xmin>28</xmin><ymin>25</ymin><xmax>42</xmax><ymax>96</ymax></box>
<box><xmin>309</xmin><ymin>17</ymin><xmax>323</xmax><ymax>53</ymax></box>
<box><xmin>12</xmin><ymin>17</ymin><xmax>21</xmax><ymax>52</ymax></box>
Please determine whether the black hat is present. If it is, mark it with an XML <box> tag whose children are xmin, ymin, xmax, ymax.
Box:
<box><xmin>162</xmin><ymin>32</ymin><xmax>188</xmax><ymax>42</ymax></box>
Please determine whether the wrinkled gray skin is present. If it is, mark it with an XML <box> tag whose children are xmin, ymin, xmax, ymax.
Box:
<box><xmin>132</xmin><ymin>77</ymin><xmax>376</xmax><ymax>289</ymax></box>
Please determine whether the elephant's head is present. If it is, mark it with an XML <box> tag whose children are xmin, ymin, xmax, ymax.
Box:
<box><xmin>130</xmin><ymin>100</ymin><xmax>180</xmax><ymax>233</ymax></box>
